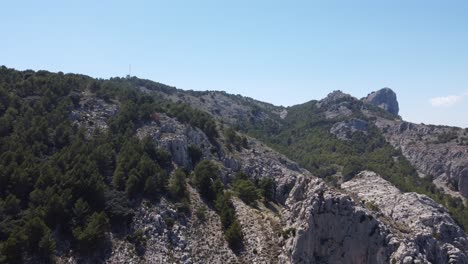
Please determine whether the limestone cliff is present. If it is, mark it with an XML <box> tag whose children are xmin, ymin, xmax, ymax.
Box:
<box><xmin>363</xmin><ymin>88</ymin><xmax>400</xmax><ymax>116</ymax></box>
<box><xmin>342</xmin><ymin>171</ymin><xmax>468</xmax><ymax>263</ymax></box>
<box><xmin>373</xmin><ymin>118</ymin><xmax>468</xmax><ymax>198</ymax></box>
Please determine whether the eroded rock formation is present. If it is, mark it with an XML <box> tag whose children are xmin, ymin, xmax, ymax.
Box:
<box><xmin>363</xmin><ymin>88</ymin><xmax>399</xmax><ymax>115</ymax></box>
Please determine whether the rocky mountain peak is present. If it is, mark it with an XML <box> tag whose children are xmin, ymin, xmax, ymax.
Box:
<box><xmin>324</xmin><ymin>90</ymin><xmax>352</xmax><ymax>101</ymax></box>
<box><xmin>363</xmin><ymin>87</ymin><xmax>399</xmax><ymax>115</ymax></box>
<box><xmin>316</xmin><ymin>90</ymin><xmax>353</xmax><ymax>108</ymax></box>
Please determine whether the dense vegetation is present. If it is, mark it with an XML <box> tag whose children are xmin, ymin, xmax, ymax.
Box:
<box><xmin>0</xmin><ymin>67</ymin><xmax>221</xmax><ymax>262</ymax></box>
<box><xmin>239</xmin><ymin>96</ymin><xmax>468</xmax><ymax>231</ymax></box>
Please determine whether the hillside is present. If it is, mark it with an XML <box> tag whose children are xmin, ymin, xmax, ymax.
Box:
<box><xmin>146</xmin><ymin>84</ymin><xmax>468</xmax><ymax>227</ymax></box>
<box><xmin>0</xmin><ymin>66</ymin><xmax>467</xmax><ymax>263</ymax></box>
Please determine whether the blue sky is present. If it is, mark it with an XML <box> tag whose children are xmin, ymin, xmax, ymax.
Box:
<box><xmin>2</xmin><ymin>1</ymin><xmax>468</xmax><ymax>127</ymax></box>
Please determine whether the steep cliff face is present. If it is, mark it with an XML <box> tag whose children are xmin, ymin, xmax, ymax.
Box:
<box><xmin>373</xmin><ymin>118</ymin><xmax>468</xmax><ymax>198</ymax></box>
<box><xmin>281</xmin><ymin>176</ymin><xmax>392</xmax><ymax>264</ymax></box>
<box><xmin>342</xmin><ymin>171</ymin><xmax>468</xmax><ymax>263</ymax></box>
<box><xmin>363</xmin><ymin>88</ymin><xmax>399</xmax><ymax>116</ymax></box>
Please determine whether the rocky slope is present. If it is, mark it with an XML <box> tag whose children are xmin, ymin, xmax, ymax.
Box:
<box><xmin>66</xmin><ymin>91</ymin><xmax>468</xmax><ymax>263</ymax></box>
<box><xmin>293</xmin><ymin>87</ymin><xmax>468</xmax><ymax>199</ymax></box>
<box><xmin>72</xmin><ymin>93</ymin><xmax>467</xmax><ymax>263</ymax></box>
<box><xmin>372</xmin><ymin>118</ymin><xmax>468</xmax><ymax>199</ymax></box>
<box><xmin>342</xmin><ymin>171</ymin><xmax>468</xmax><ymax>263</ymax></box>
<box><xmin>3</xmin><ymin>67</ymin><xmax>467</xmax><ymax>263</ymax></box>
<box><xmin>136</xmin><ymin>81</ymin><xmax>285</xmax><ymax>126</ymax></box>
<box><xmin>131</xmin><ymin>79</ymin><xmax>468</xmax><ymax>199</ymax></box>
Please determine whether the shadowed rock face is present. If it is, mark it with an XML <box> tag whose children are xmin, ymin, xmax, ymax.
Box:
<box><xmin>364</xmin><ymin>88</ymin><xmax>399</xmax><ymax>115</ymax></box>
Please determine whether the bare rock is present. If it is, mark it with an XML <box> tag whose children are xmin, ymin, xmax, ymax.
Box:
<box><xmin>342</xmin><ymin>171</ymin><xmax>468</xmax><ymax>263</ymax></box>
<box><xmin>281</xmin><ymin>176</ymin><xmax>393</xmax><ymax>264</ymax></box>
<box><xmin>374</xmin><ymin>118</ymin><xmax>468</xmax><ymax>198</ymax></box>
<box><xmin>330</xmin><ymin>118</ymin><xmax>369</xmax><ymax>140</ymax></box>
<box><xmin>363</xmin><ymin>88</ymin><xmax>399</xmax><ymax>115</ymax></box>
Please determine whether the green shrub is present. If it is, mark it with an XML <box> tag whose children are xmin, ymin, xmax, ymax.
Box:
<box><xmin>258</xmin><ymin>177</ymin><xmax>276</xmax><ymax>201</ymax></box>
<box><xmin>104</xmin><ymin>190</ymin><xmax>133</xmax><ymax>226</ymax></box>
<box><xmin>342</xmin><ymin>158</ymin><xmax>363</xmax><ymax>182</ymax></box>
<box><xmin>143</xmin><ymin>176</ymin><xmax>158</xmax><ymax>199</ymax></box>
<box><xmin>24</xmin><ymin>217</ymin><xmax>55</xmax><ymax>257</ymax></box>
<box><xmin>125</xmin><ymin>171</ymin><xmax>141</xmax><ymax>198</ymax></box>
<box><xmin>193</xmin><ymin>160</ymin><xmax>220</xmax><ymax>202</ymax></box>
<box><xmin>188</xmin><ymin>144</ymin><xmax>203</xmax><ymax>166</ymax></box>
<box><xmin>215</xmin><ymin>193</ymin><xmax>235</xmax><ymax>229</ymax></box>
<box><xmin>175</xmin><ymin>197</ymin><xmax>191</xmax><ymax>214</ymax></box>
<box><xmin>224</xmin><ymin>128</ymin><xmax>247</xmax><ymax>151</ymax></box>
<box><xmin>195</xmin><ymin>206</ymin><xmax>207</xmax><ymax>222</ymax></box>
<box><xmin>168</xmin><ymin>168</ymin><xmax>187</xmax><ymax>200</ymax></box>
<box><xmin>366</xmin><ymin>201</ymin><xmax>380</xmax><ymax>212</ymax></box>
<box><xmin>435</xmin><ymin>131</ymin><xmax>458</xmax><ymax>144</ymax></box>
<box><xmin>1</xmin><ymin>230</ymin><xmax>27</xmax><ymax>264</ymax></box>
<box><xmin>127</xmin><ymin>228</ymin><xmax>147</xmax><ymax>256</ymax></box>
<box><xmin>73</xmin><ymin>212</ymin><xmax>110</xmax><ymax>253</ymax></box>
<box><xmin>281</xmin><ymin>227</ymin><xmax>296</xmax><ymax>239</ymax></box>
<box><xmin>225</xmin><ymin>220</ymin><xmax>243</xmax><ymax>250</ymax></box>
<box><xmin>233</xmin><ymin>179</ymin><xmax>260</xmax><ymax>206</ymax></box>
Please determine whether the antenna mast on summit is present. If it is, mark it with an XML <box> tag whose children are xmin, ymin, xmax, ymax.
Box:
<box><xmin>127</xmin><ymin>64</ymin><xmax>132</xmax><ymax>79</ymax></box>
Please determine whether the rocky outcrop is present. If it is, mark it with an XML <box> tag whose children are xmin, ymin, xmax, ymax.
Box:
<box><xmin>373</xmin><ymin>118</ymin><xmax>468</xmax><ymax>198</ymax></box>
<box><xmin>223</xmin><ymin>139</ymin><xmax>304</xmax><ymax>204</ymax></box>
<box><xmin>139</xmin><ymin>86</ymin><xmax>286</xmax><ymax>126</ymax></box>
<box><xmin>317</xmin><ymin>90</ymin><xmax>355</xmax><ymax>119</ymax></box>
<box><xmin>231</xmin><ymin>198</ymin><xmax>283</xmax><ymax>263</ymax></box>
<box><xmin>136</xmin><ymin>114</ymin><xmax>214</xmax><ymax>170</ymax></box>
<box><xmin>70</xmin><ymin>92</ymin><xmax>119</xmax><ymax>135</ymax></box>
<box><xmin>281</xmin><ymin>176</ymin><xmax>393</xmax><ymax>264</ymax></box>
<box><xmin>342</xmin><ymin>171</ymin><xmax>468</xmax><ymax>263</ymax></box>
<box><xmin>363</xmin><ymin>88</ymin><xmax>399</xmax><ymax>115</ymax></box>
<box><xmin>330</xmin><ymin>118</ymin><xmax>369</xmax><ymax>140</ymax></box>
<box><xmin>129</xmin><ymin>187</ymin><xmax>238</xmax><ymax>264</ymax></box>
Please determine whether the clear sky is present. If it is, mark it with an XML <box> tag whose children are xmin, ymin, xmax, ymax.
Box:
<box><xmin>2</xmin><ymin>0</ymin><xmax>468</xmax><ymax>127</ymax></box>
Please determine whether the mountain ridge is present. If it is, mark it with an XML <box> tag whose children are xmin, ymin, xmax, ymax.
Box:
<box><xmin>0</xmin><ymin>66</ymin><xmax>467</xmax><ymax>263</ymax></box>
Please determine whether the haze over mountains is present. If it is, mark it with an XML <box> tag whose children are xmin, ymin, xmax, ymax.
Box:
<box><xmin>0</xmin><ymin>66</ymin><xmax>467</xmax><ymax>263</ymax></box>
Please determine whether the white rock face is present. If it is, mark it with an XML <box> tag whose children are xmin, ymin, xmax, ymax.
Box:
<box><xmin>316</xmin><ymin>90</ymin><xmax>355</xmax><ymax>119</ymax></box>
<box><xmin>374</xmin><ymin>118</ymin><xmax>468</xmax><ymax>198</ymax></box>
<box><xmin>342</xmin><ymin>171</ymin><xmax>468</xmax><ymax>263</ymax></box>
<box><xmin>136</xmin><ymin>114</ymin><xmax>214</xmax><ymax>170</ymax></box>
<box><xmin>330</xmin><ymin>118</ymin><xmax>369</xmax><ymax>140</ymax></box>
<box><xmin>281</xmin><ymin>176</ymin><xmax>393</xmax><ymax>264</ymax></box>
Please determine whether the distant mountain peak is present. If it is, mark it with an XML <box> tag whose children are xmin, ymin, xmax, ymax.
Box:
<box><xmin>316</xmin><ymin>90</ymin><xmax>353</xmax><ymax>107</ymax></box>
<box><xmin>363</xmin><ymin>87</ymin><xmax>399</xmax><ymax>115</ymax></box>
<box><xmin>325</xmin><ymin>90</ymin><xmax>352</xmax><ymax>100</ymax></box>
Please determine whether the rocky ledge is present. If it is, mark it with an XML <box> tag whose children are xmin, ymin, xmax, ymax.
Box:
<box><xmin>342</xmin><ymin>171</ymin><xmax>468</xmax><ymax>263</ymax></box>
